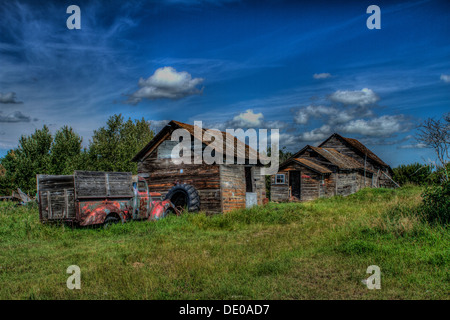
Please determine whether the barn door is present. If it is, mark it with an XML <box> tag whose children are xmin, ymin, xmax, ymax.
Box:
<box><xmin>289</xmin><ymin>171</ymin><xmax>301</xmax><ymax>200</ymax></box>
<box><xmin>245</xmin><ymin>167</ymin><xmax>257</xmax><ymax>208</ymax></box>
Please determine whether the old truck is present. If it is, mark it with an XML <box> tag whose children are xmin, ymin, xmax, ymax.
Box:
<box><xmin>37</xmin><ymin>171</ymin><xmax>179</xmax><ymax>227</ymax></box>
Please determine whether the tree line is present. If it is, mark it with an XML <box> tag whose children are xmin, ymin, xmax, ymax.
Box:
<box><xmin>0</xmin><ymin>114</ymin><xmax>154</xmax><ymax>195</ymax></box>
<box><xmin>0</xmin><ymin>112</ymin><xmax>448</xmax><ymax>197</ymax></box>
<box><xmin>393</xmin><ymin>112</ymin><xmax>449</xmax><ymax>186</ymax></box>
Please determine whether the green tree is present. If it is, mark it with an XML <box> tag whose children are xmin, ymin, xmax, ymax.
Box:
<box><xmin>1</xmin><ymin>126</ymin><xmax>53</xmax><ymax>194</ymax></box>
<box><xmin>416</xmin><ymin>113</ymin><xmax>449</xmax><ymax>182</ymax></box>
<box><xmin>50</xmin><ymin>126</ymin><xmax>85</xmax><ymax>175</ymax></box>
<box><xmin>0</xmin><ymin>163</ymin><xmax>13</xmax><ymax>195</ymax></box>
<box><xmin>88</xmin><ymin>114</ymin><xmax>154</xmax><ymax>173</ymax></box>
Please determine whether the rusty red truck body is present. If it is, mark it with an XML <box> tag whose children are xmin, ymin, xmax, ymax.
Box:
<box><xmin>37</xmin><ymin>171</ymin><xmax>178</xmax><ymax>227</ymax></box>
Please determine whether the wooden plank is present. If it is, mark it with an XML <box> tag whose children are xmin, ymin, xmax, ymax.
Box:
<box><xmin>47</xmin><ymin>191</ymin><xmax>52</xmax><ymax>219</ymax></box>
<box><xmin>74</xmin><ymin>171</ymin><xmax>133</xmax><ymax>198</ymax></box>
<box><xmin>64</xmin><ymin>189</ymin><xmax>68</xmax><ymax>218</ymax></box>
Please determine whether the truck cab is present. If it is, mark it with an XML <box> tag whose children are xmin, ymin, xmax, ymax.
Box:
<box><xmin>132</xmin><ymin>176</ymin><xmax>176</xmax><ymax>221</ymax></box>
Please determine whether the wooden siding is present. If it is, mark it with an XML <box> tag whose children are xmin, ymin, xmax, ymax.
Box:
<box><xmin>219</xmin><ymin>165</ymin><xmax>265</xmax><ymax>212</ymax></box>
<box><xmin>271</xmin><ymin>171</ymin><xmax>289</xmax><ymax>202</ymax></box>
<box><xmin>271</xmin><ymin>133</ymin><xmax>396</xmax><ymax>202</ymax></box>
<box><xmin>138</xmin><ymin>132</ymin><xmax>266</xmax><ymax>214</ymax></box>
<box><xmin>37</xmin><ymin>175</ymin><xmax>76</xmax><ymax>220</ymax></box>
<box><xmin>300</xmin><ymin>167</ymin><xmax>320</xmax><ymax>201</ymax></box>
<box><xmin>271</xmin><ymin>167</ymin><xmax>375</xmax><ymax>201</ymax></box>
<box><xmin>138</xmin><ymin>150</ymin><xmax>222</xmax><ymax>213</ymax></box>
<box><xmin>320</xmin><ymin>136</ymin><xmax>396</xmax><ymax>188</ymax></box>
<box><xmin>320</xmin><ymin>173</ymin><xmax>336</xmax><ymax>198</ymax></box>
<box><xmin>336</xmin><ymin>172</ymin><xmax>358</xmax><ymax>196</ymax></box>
<box><xmin>74</xmin><ymin>171</ymin><xmax>133</xmax><ymax>198</ymax></box>
<box><xmin>220</xmin><ymin>165</ymin><xmax>246</xmax><ymax>212</ymax></box>
<box><xmin>271</xmin><ymin>163</ymin><xmax>321</xmax><ymax>201</ymax></box>
<box><xmin>253</xmin><ymin>166</ymin><xmax>267</xmax><ymax>206</ymax></box>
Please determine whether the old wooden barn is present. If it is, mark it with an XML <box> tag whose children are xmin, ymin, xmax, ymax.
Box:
<box><xmin>132</xmin><ymin>120</ymin><xmax>266</xmax><ymax>214</ymax></box>
<box><xmin>271</xmin><ymin>133</ymin><xmax>398</xmax><ymax>202</ymax></box>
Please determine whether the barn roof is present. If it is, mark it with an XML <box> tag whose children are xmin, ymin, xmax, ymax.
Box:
<box><xmin>279</xmin><ymin>157</ymin><xmax>332</xmax><ymax>174</ymax></box>
<box><xmin>131</xmin><ymin>120</ymin><xmax>266</xmax><ymax>162</ymax></box>
<box><xmin>318</xmin><ymin>133</ymin><xmax>389</xmax><ymax>168</ymax></box>
<box><xmin>290</xmin><ymin>145</ymin><xmax>363</xmax><ymax>170</ymax></box>
<box><xmin>294</xmin><ymin>158</ymin><xmax>333</xmax><ymax>174</ymax></box>
<box><xmin>309</xmin><ymin>146</ymin><xmax>364</xmax><ymax>170</ymax></box>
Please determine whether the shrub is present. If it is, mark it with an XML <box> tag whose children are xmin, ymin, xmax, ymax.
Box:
<box><xmin>392</xmin><ymin>163</ymin><xmax>433</xmax><ymax>186</ymax></box>
<box><xmin>419</xmin><ymin>181</ymin><xmax>450</xmax><ymax>224</ymax></box>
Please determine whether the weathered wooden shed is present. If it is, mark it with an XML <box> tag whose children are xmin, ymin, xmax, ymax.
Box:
<box><xmin>132</xmin><ymin>120</ymin><xmax>266</xmax><ymax>214</ymax></box>
<box><xmin>271</xmin><ymin>133</ymin><xmax>397</xmax><ymax>202</ymax></box>
<box><xmin>318</xmin><ymin>133</ymin><xmax>395</xmax><ymax>188</ymax></box>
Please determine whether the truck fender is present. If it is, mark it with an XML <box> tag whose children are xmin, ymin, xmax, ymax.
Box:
<box><xmin>148</xmin><ymin>199</ymin><xmax>179</xmax><ymax>221</ymax></box>
<box><xmin>79</xmin><ymin>202</ymin><xmax>128</xmax><ymax>226</ymax></box>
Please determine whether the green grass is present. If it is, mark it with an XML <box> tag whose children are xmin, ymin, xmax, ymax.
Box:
<box><xmin>0</xmin><ymin>186</ymin><xmax>448</xmax><ymax>299</ymax></box>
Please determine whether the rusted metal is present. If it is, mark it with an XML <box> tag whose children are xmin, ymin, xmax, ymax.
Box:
<box><xmin>37</xmin><ymin>172</ymin><xmax>179</xmax><ymax>227</ymax></box>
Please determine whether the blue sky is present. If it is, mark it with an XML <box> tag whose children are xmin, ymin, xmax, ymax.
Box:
<box><xmin>0</xmin><ymin>0</ymin><xmax>449</xmax><ymax>167</ymax></box>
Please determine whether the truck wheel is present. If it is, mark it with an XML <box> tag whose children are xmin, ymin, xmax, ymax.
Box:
<box><xmin>103</xmin><ymin>215</ymin><xmax>119</xmax><ymax>229</ymax></box>
<box><xmin>165</xmin><ymin>184</ymin><xmax>200</xmax><ymax>212</ymax></box>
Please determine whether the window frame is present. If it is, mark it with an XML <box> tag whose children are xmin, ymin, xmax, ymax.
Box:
<box><xmin>275</xmin><ymin>173</ymin><xmax>286</xmax><ymax>185</ymax></box>
<box><xmin>137</xmin><ymin>180</ymin><xmax>148</xmax><ymax>193</ymax></box>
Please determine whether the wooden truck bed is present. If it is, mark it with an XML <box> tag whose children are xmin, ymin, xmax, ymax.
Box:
<box><xmin>37</xmin><ymin>171</ymin><xmax>133</xmax><ymax>223</ymax></box>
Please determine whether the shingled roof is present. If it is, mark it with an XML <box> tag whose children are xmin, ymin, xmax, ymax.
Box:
<box><xmin>279</xmin><ymin>157</ymin><xmax>332</xmax><ymax>174</ymax></box>
<box><xmin>309</xmin><ymin>146</ymin><xmax>364</xmax><ymax>170</ymax></box>
<box><xmin>318</xmin><ymin>133</ymin><xmax>389</xmax><ymax>168</ymax></box>
<box><xmin>290</xmin><ymin>145</ymin><xmax>364</xmax><ymax>170</ymax></box>
<box><xmin>131</xmin><ymin>120</ymin><xmax>265</xmax><ymax>162</ymax></box>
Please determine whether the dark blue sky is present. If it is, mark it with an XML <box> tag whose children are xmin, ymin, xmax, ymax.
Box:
<box><xmin>0</xmin><ymin>0</ymin><xmax>449</xmax><ymax>167</ymax></box>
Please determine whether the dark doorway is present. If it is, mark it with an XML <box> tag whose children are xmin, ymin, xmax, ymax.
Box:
<box><xmin>245</xmin><ymin>167</ymin><xmax>253</xmax><ymax>192</ymax></box>
<box><xmin>289</xmin><ymin>171</ymin><xmax>301</xmax><ymax>199</ymax></box>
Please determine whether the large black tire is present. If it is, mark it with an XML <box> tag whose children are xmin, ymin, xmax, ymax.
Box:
<box><xmin>165</xmin><ymin>184</ymin><xmax>200</xmax><ymax>212</ymax></box>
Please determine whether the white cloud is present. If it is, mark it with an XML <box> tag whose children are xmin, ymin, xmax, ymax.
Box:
<box><xmin>329</xmin><ymin>88</ymin><xmax>379</xmax><ymax>106</ymax></box>
<box><xmin>313</xmin><ymin>73</ymin><xmax>332</xmax><ymax>79</ymax></box>
<box><xmin>398</xmin><ymin>143</ymin><xmax>428</xmax><ymax>149</ymax></box>
<box><xmin>0</xmin><ymin>92</ymin><xmax>21</xmax><ymax>104</ymax></box>
<box><xmin>294</xmin><ymin>105</ymin><xmax>337</xmax><ymax>124</ymax></box>
<box><xmin>440</xmin><ymin>74</ymin><xmax>450</xmax><ymax>83</ymax></box>
<box><xmin>264</xmin><ymin>120</ymin><xmax>289</xmax><ymax>130</ymax></box>
<box><xmin>276</xmin><ymin>132</ymin><xmax>298</xmax><ymax>146</ymax></box>
<box><xmin>0</xmin><ymin>111</ymin><xmax>31</xmax><ymax>123</ymax></box>
<box><xmin>298</xmin><ymin>124</ymin><xmax>332</xmax><ymax>142</ymax></box>
<box><xmin>230</xmin><ymin>109</ymin><xmax>264</xmax><ymax>127</ymax></box>
<box><xmin>338</xmin><ymin>115</ymin><xmax>408</xmax><ymax>137</ymax></box>
<box><xmin>329</xmin><ymin>106</ymin><xmax>374</xmax><ymax>125</ymax></box>
<box><xmin>126</xmin><ymin>67</ymin><xmax>204</xmax><ymax>104</ymax></box>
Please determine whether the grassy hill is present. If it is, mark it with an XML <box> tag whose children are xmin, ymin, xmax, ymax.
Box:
<box><xmin>0</xmin><ymin>186</ymin><xmax>448</xmax><ymax>299</ymax></box>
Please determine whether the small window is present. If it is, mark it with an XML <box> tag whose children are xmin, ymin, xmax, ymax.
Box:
<box><xmin>275</xmin><ymin>174</ymin><xmax>285</xmax><ymax>184</ymax></box>
<box><xmin>138</xmin><ymin>181</ymin><xmax>147</xmax><ymax>193</ymax></box>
